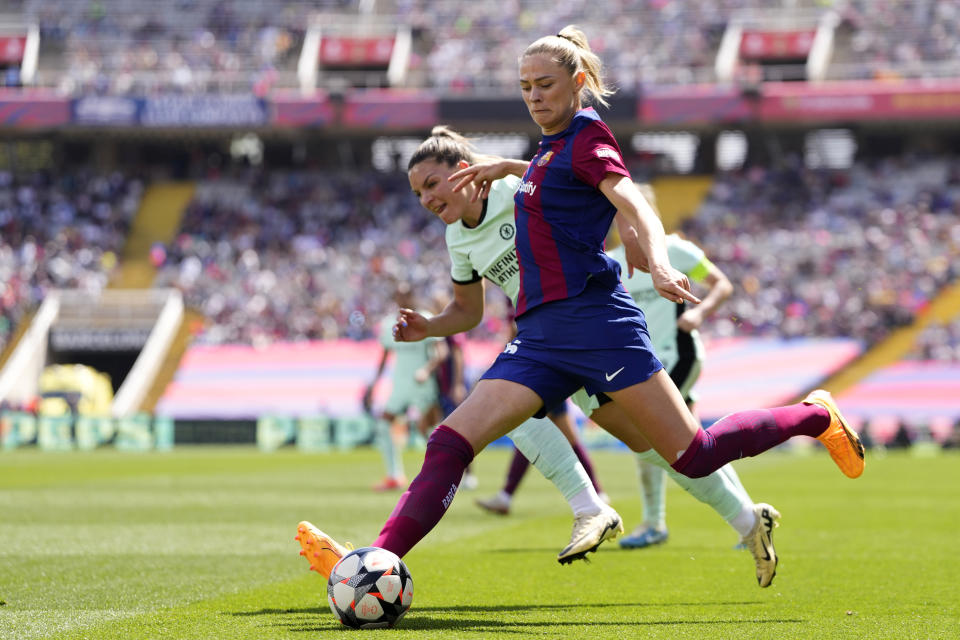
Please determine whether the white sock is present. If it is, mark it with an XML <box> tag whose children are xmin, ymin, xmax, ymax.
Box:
<box><xmin>635</xmin><ymin>450</ymin><xmax>752</xmax><ymax>534</ymax></box>
<box><xmin>638</xmin><ymin>458</ymin><xmax>667</xmax><ymax>530</ymax></box>
<box><xmin>569</xmin><ymin>485</ymin><xmax>605</xmax><ymax>518</ymax></box>
<box><xmin>507</xmin><ymin>416</ymin><xmax>593</xmax><ymax>502</ymax></box>
<box><xmin>496</xmin><ymin>490</ymin><xmax>511</xmax><ymax>505</ymax></box>
<box><xmin>729</xmin><ymin>504</ymin><xmax>757</xmax><ymax>538</ymax></box>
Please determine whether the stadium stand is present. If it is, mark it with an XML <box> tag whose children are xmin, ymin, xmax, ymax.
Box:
<box><xmin>911</xmin><ymin>316</ymin><xmax>960</xmax><ymax>362</ymax></box>
<box><xmin>680</xmin><ymin>155</ymin><xmax>960</xmax><ymax>346</ymax></box>
<box><xmin>0</xmin><ymin>170</ymin><xmax>144</xmax><ymax>356</ymax></box>
<box><xmin>143</xmin><ymin>154</ymin><xmax>959</xmax><ymax>350</ymax></box>
<box><xmin>19</xmin><ymin>0</ymin><xmax>960</xmax><ymax>93</ymax></box>
<box><xmin>150</xmin><ymin>169</ymin><xmax>511</xmax><ymax>344</ymax></box>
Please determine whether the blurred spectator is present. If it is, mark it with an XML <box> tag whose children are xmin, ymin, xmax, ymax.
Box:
<box><xmin>28</xmin><ymin>0</ymin><xmax>311</xmax><ymax>95</ymax></box>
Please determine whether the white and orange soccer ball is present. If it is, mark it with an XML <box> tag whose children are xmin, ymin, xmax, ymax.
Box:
<box><xmin>326</xmin><ymin>547</ymin><xmax>413</xmax><ymax>629</ymax></box>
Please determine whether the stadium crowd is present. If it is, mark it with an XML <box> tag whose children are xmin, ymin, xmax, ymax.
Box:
<box><xmin>151</xmin><ymin>168</ymin><xmax>513</xmax><ymax>345</ymax></box>
<box><xmin>837</xmin><ymin>0</ymin><xmax>960</xmax><ymax>80</ymax></box>
<box><xmin>27</xmin><ymin>0</ymin><xmax>320</xmax><ymax>94</ymax></box>
<box><xmin>681</xmin><ymin>154</ymin><xmax>960</xmax><ymax>346</ymax></box>
<box><xmin>0</xmin><ymin>170</ymin><xmax>143</xmax><ymax>354</ymax></box>
<box><xmin>145</xmin><ymin>153</ymin><xmax>960</xmax><ymax>351</ymax></box>
<box><xmin>2</xmin><ymin>152</ymin><xmax>956</xmax><ymax>357</ymax></box>
<box><xmin>911</xmin><ymin>317</ymin><xmax>960</xmax><ymax>362</ymax></box>
<box><xmin>16</xmin><ymin>0</ymin><xmax>960</xmax><ymax>93</ymax></box>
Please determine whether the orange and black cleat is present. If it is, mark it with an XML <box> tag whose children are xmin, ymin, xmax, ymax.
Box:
<box><xmin>295</xmin><ymin>521</ymin><xmax>353</xmax><ymax>580</ymax></box>
<box><xmin>804</xmin><ymin>389</ymin><xmax>865</xmax><ymax>479</ymax></box>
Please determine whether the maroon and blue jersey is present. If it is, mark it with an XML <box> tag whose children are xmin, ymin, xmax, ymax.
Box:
<box><xmin>481</xmin><ymin>109</ymin><xmax>661</xmax><ymax>414</ymax></box>
<box><xmin>513</xmin><ymin>108</ymin><xmax>631</xmax><ymax>316</ymax></box>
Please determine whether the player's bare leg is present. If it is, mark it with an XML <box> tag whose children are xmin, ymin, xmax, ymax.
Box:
<box><xmin>374</xmin><ymin>379</ymin><xmax>620</xmax><ymax>561</ymax></box>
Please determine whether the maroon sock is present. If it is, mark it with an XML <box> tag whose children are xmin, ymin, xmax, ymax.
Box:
<box><xmin>671</xmin><ymin>403</ymin><xmax>829</xmax><ymax>478</ymax></box>
<box><xmin>502</xmin><ymin>447</ymin><xmax>531</xmax><ymax>496</ymax></box>
<box><xmin>570</xmin><ymin>440</ymin><xmax>603</xmax><ymax>493</ymax></box>
<box><xmin>373</xmin><ymin>425</ymin><xmax>474</xmax><ymax>557</ymax></box>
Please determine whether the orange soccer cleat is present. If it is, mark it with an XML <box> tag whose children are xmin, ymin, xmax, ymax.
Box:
<box><xmin>295</xmin><ymin>521</ymin><xmax>353</xmax><ymax>579</ymax></box>
<box><xmin>803</xmin><ymin>389</ymin><xmax>865</xmax><ymax>479</ymax></box>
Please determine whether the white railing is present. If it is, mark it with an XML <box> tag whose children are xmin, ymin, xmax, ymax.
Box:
<box><xmin>112</xmin><ymin>289</ymin><xmax>183</xmax><ymax>418</ymax></box>
<box><xmin>0</xmin><ymin>295</ymin><xmax>59</xmax><ymax>408</ymax></box>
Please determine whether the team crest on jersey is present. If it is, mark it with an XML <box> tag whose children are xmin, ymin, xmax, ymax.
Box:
<box><xmin>499</xmin><ymin>223</ymin><xmax>514</xmax><ymax>240</ymax></box>
<box><xmin>537</xmin><ymin>150</ymin><xmax>554</xmax><ymax>167</ymax></box>
<box><xmin>594</xmin><ymin>147</ymin><xmax>620</xmax><ymax>161</ymax></box>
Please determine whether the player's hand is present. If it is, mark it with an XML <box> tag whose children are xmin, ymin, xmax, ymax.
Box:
<box><xmin>677</xmin><ymin>307</ymin><xmax>704</xmax><ymax>332</ymax></box>
<box><xmin>414</xmin><ymin>367</ymin><xmax>430</xmax><ymax>383</ymax></box>
<box><xmin>651</xmin><ymin>265</ymin><xmax>701</xmax><ymax>306</ymax></box>
<box><xmin>448</xmin><ymin>159</ymin><xmax>509</xmax><ymax>202</ymax></box>
<box><xmin>392</xmin><ymin>308</ymin><xmax>429</xmax><ymax>342</ymax></box>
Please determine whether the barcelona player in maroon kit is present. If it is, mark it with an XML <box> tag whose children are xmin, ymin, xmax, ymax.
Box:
<box><xmin>296</xmin><ymin>25</ymin><xmax>863</xmax><ymax>585</ymax></box>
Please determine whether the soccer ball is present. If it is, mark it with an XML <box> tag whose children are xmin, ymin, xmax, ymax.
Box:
<box><xmin>327</xmin><ymin>546</ymin><xmax>413</xmax><ymax>629</ymax></box>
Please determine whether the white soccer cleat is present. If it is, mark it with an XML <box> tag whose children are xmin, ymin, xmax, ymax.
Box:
<box><xmin>740</xmin><ymin>503</ymin><xmax>781</xmax><ymax>588</ymax></box>
<box><xmin>475</xmin><ymin>493</ymin><xmax>511</xmax><ymax>515</ymax></box>
<box><xmin>557</xmin><ymin>506</ymin><xmax>624</xmax><ymax>564</ymax></box>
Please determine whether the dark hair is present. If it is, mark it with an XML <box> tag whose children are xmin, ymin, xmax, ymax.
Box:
<box><xmin>407</xmin><ymin>125</ymin><xmax>477</xmax><ymax>171</ymax></box>
<box><xmin>521</xmin><ymin>25</ymin><xmax>613</xmax><ymax>107</ymax></box>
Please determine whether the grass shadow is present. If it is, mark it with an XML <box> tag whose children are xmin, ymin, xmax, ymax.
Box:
<box><xmin>228</xmin><ymin>601</ymin><xmax>798</xmax><ymax>633</ymax></box>
<box><xmin>229</xmin><ymin>600</ymin><xmax>767</xmax><ymax>618</ymax></box>
<box><xmin>271</xmin><ymin>615</ymin><xmax>805</xmax><ymax>634</ymax></box>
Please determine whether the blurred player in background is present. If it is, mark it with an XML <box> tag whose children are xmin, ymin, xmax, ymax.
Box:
<box><xmin>422</xmin><ymin>293</ymin><xmax>478</xmax><ymax>489</ymax></box>
<box><xmin>363</xmin><ymin>283</ymin><xmax>443</xmax><ymax>491</ymax></box>
<box><xmin>299</xmin><ymin>25</ymin><xmax>862</xmax><ymax>588</ymax></box>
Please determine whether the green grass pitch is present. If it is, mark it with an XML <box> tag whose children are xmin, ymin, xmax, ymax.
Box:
<box><xmin>1</xmin><ymin>445</ymin><xmax>958</xmax><ymax>639</ymax></box>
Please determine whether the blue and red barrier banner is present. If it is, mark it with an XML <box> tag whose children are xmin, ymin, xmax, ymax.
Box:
<box><xmin>641</xmin><ymin>79</ymin><xmax>960</xmax><ymax>125</ymax></box>
<box><xmin>270</xmin><ymin>90</ymin><xmax>336</xmax><ymax>126</ymax></box>
<box><xmin>0</xmin><ymin>90</ymin><xmax>70</xmax><ymax>127</ymax></box>
<box><xmin>343</xmin><ymin>89</ymin><xmax>438</xmax><ymax>128</ymax></box>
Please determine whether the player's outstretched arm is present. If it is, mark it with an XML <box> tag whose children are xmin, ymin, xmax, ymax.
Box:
<box><xmin>394</xmin><ymin>281</ymin><xmax>485</xmax><ymax>341</ymax></box>
<box><xmin>600</xmin><ymin>174</ymin><xmax>700</xmax><ymax>306</ymax></box>
<box><xmin>449</xmin><ymin>156</ymin><xmax>530</xmax><ymax>202</ymax></box>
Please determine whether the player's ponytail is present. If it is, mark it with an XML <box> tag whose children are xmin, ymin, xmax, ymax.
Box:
<box><xmin>408</xmin><ymin>125</ymin><xmax>477</xmax><ymax>171</ymax></box>
<box><xmin>523</xmin><ymin>25</ymin><xmax>614</xmax><ymax>108</ymax></box>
